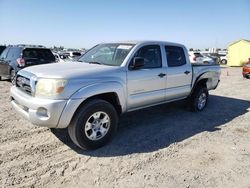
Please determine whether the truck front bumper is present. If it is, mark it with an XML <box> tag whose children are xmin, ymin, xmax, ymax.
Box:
<box><xmin>10</xmin><ymin>86</ymin><xmax>83</xmax><ymax>128</ymax></box>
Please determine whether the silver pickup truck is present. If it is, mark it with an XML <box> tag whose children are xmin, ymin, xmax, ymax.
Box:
<box><xmin>10</xmin><ymin>41</ymin><xmax>221</xmax><ymax>150</ymax></box>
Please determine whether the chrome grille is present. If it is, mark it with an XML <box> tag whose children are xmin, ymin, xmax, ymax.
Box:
<box><xmin>16</xmin><ymin>75</ymin><xmax>32</xmax><ymax>95</ymax></box>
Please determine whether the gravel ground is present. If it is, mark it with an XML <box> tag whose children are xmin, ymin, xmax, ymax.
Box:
<box><xmin>0</xmin><ymin>67</ymin><xmax>250</xmax><ymax>188</ymax></box>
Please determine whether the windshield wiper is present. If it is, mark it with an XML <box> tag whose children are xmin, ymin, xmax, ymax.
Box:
<box><xmin>88</xmin><ymin>61</ymin><xmax>103</xmax><ymax>65</ymax></box>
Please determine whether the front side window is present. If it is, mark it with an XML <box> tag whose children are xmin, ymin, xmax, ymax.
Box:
<box><xmin>0</xmin><ymin>48</ymin><xmax>9</xmax><ymax>59</ymax></box>
<box><xmin>165</xmin><ymin>46</ymin><xmax>186</xmax><ymax>67</ymax></box>
<box><xmin>132</xmin><ymin>45</ymin><xmax>162</xmax><ymax>68</ymax></box>
<box><xmin>0</xmin><ymin>46</ymin><xmax>6</xmax><ymax>54</ymax></box>
<box><xmin>78</xmin><ymin>43</ymin><xmax>134</xmax><ymax>66</ymax></box>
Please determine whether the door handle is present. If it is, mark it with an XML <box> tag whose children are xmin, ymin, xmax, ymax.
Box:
<box><xmin>184</xmin><ymin>71</ymin><xmax>190</xmax><ymax>75</ymax></box>
<box><xmin>158</xmin><ymin>73</ymin><xmax>166</xmax><ymax>78</ymax></box>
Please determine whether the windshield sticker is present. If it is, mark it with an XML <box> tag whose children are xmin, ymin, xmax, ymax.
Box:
<box><xmin>117</xmin><ymin>45</ymin><xmax>133</xmax><ymax>50</ymax></box>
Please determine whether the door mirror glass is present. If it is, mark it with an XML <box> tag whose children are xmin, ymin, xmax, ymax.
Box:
<box><xmin>130</xmin><ymin>57</ymin><xmax>144</xmax><ymax>70</ymax></box>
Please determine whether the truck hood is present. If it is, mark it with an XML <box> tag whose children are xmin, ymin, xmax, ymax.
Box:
<box><xmin>19</xmin><ymin>61</ymin><xmax>122</xmax><ymax>79</ymax></box>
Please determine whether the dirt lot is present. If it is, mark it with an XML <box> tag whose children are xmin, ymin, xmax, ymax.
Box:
<box><xmin>0</xmin><ymin>67</ymin><xmax>250</xmax><ymax>188</ymax></box>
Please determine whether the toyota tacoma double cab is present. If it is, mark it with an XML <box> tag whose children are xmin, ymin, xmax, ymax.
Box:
<box><xmin>10</xmin><ymin>41</ymin><xmax>221</xmax><ymax>150</ymax></box>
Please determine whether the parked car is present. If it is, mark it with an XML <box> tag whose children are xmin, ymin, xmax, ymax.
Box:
<box><xmin>0</xmin><ymin>45</ymin><xmax>6</xmax><ymax>55</ymax></box>
<box><xmin>10</xmin><ymin>41</ymin><xmax>221</xmax><ymax>150</ymax></box>
<box><xmin>53</xmin><ymin>53</ymin><xmax>69</xmax><ymax>63</ymax></box>
<box><xmin>242</xmin><ymin>58</ymin><xmax>250</xmax><ymax>78</ymax></box>
<box><xmin>189</xmin><ymin>51</ymin><xmax>214</xmax><ymax>64</ymax></box>
<box><xmin>201</xmin><ymin>52</ymin><xmax>220</xmax><ymax>64</ymax></box>
<box><xmin>0</xmin><ymin>45</ymin><xmax>56</xmax><ymax>82</ymax></box>
<box><xmin>68</xmin><ymin>51</ymin><xmax>82</xmax><ymax>61</ymax></box>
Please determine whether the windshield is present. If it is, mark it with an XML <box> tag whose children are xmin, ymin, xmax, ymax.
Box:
<box><xmin>78</xmin><ymin>43</ymin><xmax>135</xmax><ymax>66</ymax></box>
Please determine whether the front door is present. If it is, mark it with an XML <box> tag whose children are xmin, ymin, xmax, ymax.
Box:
<box><xmin>127</xmin><ymin>45</ymin><xmax>167</xmax><ymax>110</ymax></box>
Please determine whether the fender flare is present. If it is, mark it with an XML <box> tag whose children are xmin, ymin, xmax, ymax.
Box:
<box><xmin>190</xmin><ymin>71</ymin><xmax>219</xmax><ymax>96</ymax></box>
<box><xmin>70</xmin><ymin>81</ymin><xmax>127</xmax><ymax>113</ymax></box>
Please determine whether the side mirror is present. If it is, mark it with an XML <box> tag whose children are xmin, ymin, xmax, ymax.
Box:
<box><xmin>130</xmin><ymin>57</ymin><xmax>144</xmax><ymax>70</ymax></box>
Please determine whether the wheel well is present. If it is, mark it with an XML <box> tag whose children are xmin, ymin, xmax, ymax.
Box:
<box><xmin>77</xmin><ymin>92</ymin><xmax>122</xmax><ymax>115</ymax></box>
<box><xmin>9</xmin><ymin>66</ymin><xmax>15</xmax><ymax>74</ymax></box>
<box><xmin>195</xmin><ymin>79</ymin><xmax>208</xmax><ymax>88</ymax></box>
<box><xmin>9</xmin><ymin>67</ymin><xmax>13</xmax><ymax>73</ymax></box>
<box><xmin>190</xmin><ymin>78</ymin><xmax>208</xmax><ymax>96</ymax></box>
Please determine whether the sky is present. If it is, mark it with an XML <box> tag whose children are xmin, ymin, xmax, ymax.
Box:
<box><xmin>0</xmin><ymin>0</ymin><xmax>250</xmax><ymax>49</ymax></box>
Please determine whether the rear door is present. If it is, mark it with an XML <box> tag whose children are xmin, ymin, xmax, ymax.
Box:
<box><xmin>127</xmin><ymin>45</ymin><xmax>167</xmax><ymax>110</ymax></box>
<box><xmin>0</xmin><ymin>48</ymin><xmax>10</xmax><ymax>76</ymax></box>
<box><xmin>22</xmin><ymin>48</ymin><xmax>56</xmax><ymax>66</ymax></box>
<box><xmin>164</xmin><ymin>45</ymin><xmax>192</xmax><ymax>100</ymax></box>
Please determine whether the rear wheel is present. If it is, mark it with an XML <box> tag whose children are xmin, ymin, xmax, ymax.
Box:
<box><xmin>68</xmin><ymin>99</ymin><xmax>118</xmax><ymax>150</ymax></box>
<box><xmin>221</xmin><ymin>59</ymin><xmax>227</xmax><ymax>64</ymax></box>
<box><xmin>189</xmin><ymin>86</ymin><xmax>208</xmax><ymax>112</ymax></box>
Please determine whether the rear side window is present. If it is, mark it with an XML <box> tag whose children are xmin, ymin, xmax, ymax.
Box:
<box><xmin>134</xmin><ymin>45</ymin><xmax>162</xmax><ymax>68</ymax></box>
<box><xmin>23</xmin><ymin>48</ymin><xmax>55</xmax><ymax>61</ymax></box>
<box><xmin>165</xmin><ymin>46</ymin><xmax>186</xmax><ymax>67</ymax></box>
<box><xmin>6</xmin><ymin>48</ymin><xmax>15</xmax><ymax>60</ymax></box>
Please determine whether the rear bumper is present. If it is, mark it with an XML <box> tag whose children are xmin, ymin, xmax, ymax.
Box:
<box><xmin>10</xmin><ymin>86</ymin><xmax>83</xmax><ymax>128</ymax></box>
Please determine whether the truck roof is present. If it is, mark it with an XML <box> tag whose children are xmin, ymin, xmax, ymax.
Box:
<box><xmin>103</xmin><ymin>40</ymin><xmax>186</xmax><ymax>47</ymax></box>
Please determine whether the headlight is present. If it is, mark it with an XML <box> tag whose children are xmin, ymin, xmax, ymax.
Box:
<box><xmin>35</xmin><ymin>78</ymin><xmax>67</xmax><ymax>97</ymax></box>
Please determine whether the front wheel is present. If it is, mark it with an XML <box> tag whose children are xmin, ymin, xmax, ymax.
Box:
<box><xmin>10</xmin><ymin>69</ymin><xmax>16</xmax><ymax>85</ymax></box>
<box><xmin>189</xmin><ymin>86</ymin><xmax>208</xmax><ymax>112</ymax></box>
<box><xmin>68</xmin><ymin>99</ymin><xmax>118</xmax><ymax>150</ymax></box>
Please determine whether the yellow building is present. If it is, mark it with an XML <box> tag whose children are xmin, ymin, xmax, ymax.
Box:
<box><xmin>228</xmin><ymin>39</ymin><xmax>250</xmax><ymax>66</ymax></box>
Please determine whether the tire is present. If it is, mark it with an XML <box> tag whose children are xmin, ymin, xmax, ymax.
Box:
<box><xmin>189</xmin><ymin>86</ymin><xmax>208</xmax><ymax>112</ymax></box>
<box><xmin>68</xmin><ymin>99</ymin><xmax>118</xmax><ymax>150</ymax></box>
<box><xmin>221</xmin><ymin>59</ymin><xmax>227</xmax><ymax>64</ymax></box>
<box><xmin>10</xmin><ymin>69</ymin><xmax>16</xmax><ymax>85</ymax></box>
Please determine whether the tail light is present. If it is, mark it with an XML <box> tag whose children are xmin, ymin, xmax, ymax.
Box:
<box><xmin>17</xmin><ymin>58</ymin><xmax>25</xmax><ymax>67</ymax></box>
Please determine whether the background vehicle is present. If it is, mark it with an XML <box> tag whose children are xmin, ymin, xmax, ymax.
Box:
<box><xmin>189</xmin><ymin>51</ymin><xmax>215</xmax><ymax>64</ymax></box>
<box><xmin>10</xmin><ymin>41</ymin><xmax>221</xmax><ymax>150</ymax></box>
<box><xmin>0</xmin><ymin>45</ymin><xmax>56</xmax><ymax>82</ymax></box>
<box><xmin>68</xmin><ymin>51</ymin><xmax>82</xmax><ymax>61</ymax></box>
<box><xmin>242</xmin><ymin>58</ymin><xmax>250</xmax><ymax>78</ymax></box>
<box><xmin>201</xmin><ymin>52</ymin><xmax>220</xmax><ymax>64</ymax></box>
<box><xmin>53</xmin><ymin>53</ymin><xmax>69</xmax><ymax>63</ymax></box>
